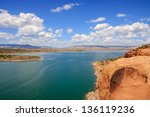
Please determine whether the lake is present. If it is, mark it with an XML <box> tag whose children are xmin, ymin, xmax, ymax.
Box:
<box><xmin>0</xmin><ymin>51</ymin><xmax>124</xmax><ymax>100</ymax></box>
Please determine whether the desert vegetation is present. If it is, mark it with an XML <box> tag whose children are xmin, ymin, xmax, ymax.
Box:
<box><xmin>0</xmin><ymin>54</ymin><xmax>40</xmax><ymax>62</ymax></box>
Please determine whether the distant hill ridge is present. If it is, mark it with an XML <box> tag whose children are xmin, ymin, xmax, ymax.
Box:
<box><xmin>70</xmin><ymin>45</ymin><xmax>136</xmax><ymax>48</ymax></box>
<box><xmin>0</xmin><ymin>44</ymin><xmax>136</xmax><ymax>49</ymax></box>
<box><xmin>0</xmin><ymin>44</ymin><xmax>41</xmax><ymax>49</ymax></box>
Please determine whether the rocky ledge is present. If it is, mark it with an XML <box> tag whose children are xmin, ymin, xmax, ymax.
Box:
<box><xmin>87</xmin><ymin>44</ymin><xmax>150</xmax><ymax>100</ymax></box>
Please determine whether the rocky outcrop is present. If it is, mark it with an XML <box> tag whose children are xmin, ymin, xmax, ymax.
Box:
<box><xmin>87</xmin><ymin>44</ymin><xmax>150</xmax><ymax>100</ymax></box>
<box><xmin>125</xmin><ymin>48</ymin><xmax>150</xmax><ymax>58</ymax></box>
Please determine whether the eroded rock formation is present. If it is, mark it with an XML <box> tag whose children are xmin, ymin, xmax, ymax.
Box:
<box><xmin>87</xmin><ymin>44</ymin><xmax>150</xmax><ymax>100</ymax></box>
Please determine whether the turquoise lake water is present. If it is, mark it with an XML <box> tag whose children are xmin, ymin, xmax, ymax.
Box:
<box><xmin>0</xmin><ymin>51</ymin><xmax>124</xmax><ymax>100</ymax></box>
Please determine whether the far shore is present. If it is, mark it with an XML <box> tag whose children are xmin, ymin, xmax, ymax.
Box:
<box><xmin>0</xmin><ymin>47</ymin><xmax>134</xmax><ymax>54</ymax></box>
<box><xmin>0</xmin><ymin>47</ymin><xmax>133</xmax><ymax>62</ymax></box>
<box><xmin>0</xmin><ymin>54</ymin><xmax>41</xmax><ymax>62</ymax></box>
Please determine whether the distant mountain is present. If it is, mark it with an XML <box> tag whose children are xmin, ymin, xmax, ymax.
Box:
<box><xmin>0</xmin><ymin>44</ymin><xmax>136</xmax><ymax>49</ymax></box>
<box><xmin>68</xmin><ymin>45</ymin><xmax>136</xmax><ymax>49</ymax></box>
<box><xmin>0</xmin><ymin>44</ymin><xmax>41</xmax><ymax>49</ymax></box>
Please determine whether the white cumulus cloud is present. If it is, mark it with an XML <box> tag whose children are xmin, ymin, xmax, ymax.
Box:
<box><xmin>72</xmin><ymin>22</ymin><xmax>150</xmax><ymax>45</ymax></box>
<box><xmin>51</xmin><ymin>3</ymin><xmax>80</xmax><ymax>13</ymax></box>
<box><xmin>94</xmin><ymin>23</ymin><xmax>109</xmax><ymax>30</ymax></box>
<box><xmin>140</xmin><ymin>18</ymin><xmax>150</xmax><ymax>22</ymax></box>
<box><xmin>89</xmin><ymin>17</ymin><xmax>106</xmax><ymax>23</ymax></box>
<box><xmin>66</xmin><ymin>28</ymin><xmax>73</xmax><ymax>34</ymax></box>
<box><xmin>72</xmin><ymin>34</ymin><xmax>92</xmax><ymax>42</ymax></box>
<box><xmin>116</xmin><ymin>13</ymin><xmax>127</xmax><ymax>17</ymax></box>
<box><xmin>0</xmin><ymin>9</ymin><xmax>44</xmax><ymax>36</ymax></box>
<box><xmin>0</xmin><ymin>32</ymin><xmax>15</xmax><ymax>40</ymax></box>
<box><xmin>0</xmin><ymin>9</ymin><xmax>64</xmax><ymax>46</ymax></box>
<box><xmin>1</xmin><ymin>9</ymin><xmax>150</xmax><ymax>47</ymax></box>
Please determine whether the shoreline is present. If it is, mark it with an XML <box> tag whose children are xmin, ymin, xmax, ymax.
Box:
<box><xmin>0</xmin><ymin>48</ymin><xmax>130</xmax><ymax>62</ymax></box>
<box><xmin>0</xmin><ymin>54</ymin><xmax>41</xmax><ymax>62</ymax></box>
<box><xmin>0</xmin><ymin>47</ymin><xmax>134</xmax><ymax>54</ymax></box>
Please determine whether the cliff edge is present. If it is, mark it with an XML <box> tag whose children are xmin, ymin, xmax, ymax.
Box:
<box><xmin>87</xmin><ymin>44</ymin><xmax>150</xmax><ymax>100</ymax></box>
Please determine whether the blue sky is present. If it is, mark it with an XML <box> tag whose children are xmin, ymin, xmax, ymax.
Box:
<box><xmin>0</xmin><ymin>0</ymin><xmax>150</xmax><ymax>47</ymax></box>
